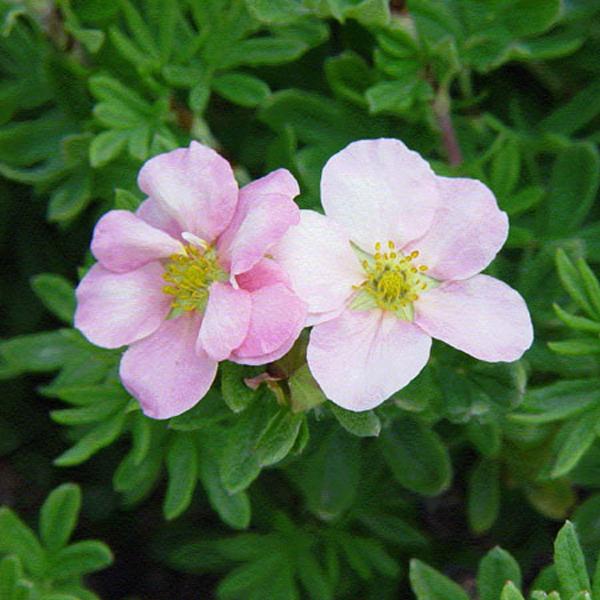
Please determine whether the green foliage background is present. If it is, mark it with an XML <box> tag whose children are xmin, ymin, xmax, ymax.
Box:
<box><xmin>1</xmin><ymin>0</ymin><xmax>600</xmax><ymax>598</ymax></box>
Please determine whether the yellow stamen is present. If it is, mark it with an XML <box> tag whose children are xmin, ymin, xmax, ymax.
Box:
<box><xmin>162</xmin><ymin>244</ymin><xmax>226</xmax><ymax>312</ymax></box>
<box><xmin>352</xmin><ymin>241</ymin><xmax>432</xmax><ymax>319</ymax></box>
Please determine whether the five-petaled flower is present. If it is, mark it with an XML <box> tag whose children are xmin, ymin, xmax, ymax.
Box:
<box><xmin>274</xmin><ymin>138</ymin><xmax>533</xmax><ymax>411</ymax></box>
<box><xmin>75</xmin><ymin>141</ymin><xmax>307</xmax><ymax>419</ymax></box>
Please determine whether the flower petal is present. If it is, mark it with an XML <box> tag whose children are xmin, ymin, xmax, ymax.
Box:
<box><xmin>137</xmin><ymin>141</ymin><xmax>238</xmax><ymax>242</ymax></box>
<box><xmin>74</xmin><ymin>263</ymin><xmax>171</xmax><ymax>349</ymax></box>
<box><xmin>415</xmin><ymin>274</ymin><xmax>533</xmax><ymax>362</ymax></box>
<box><xmin>120</xmin><ymin>314</ymin><xmax>217</xmax><ymax>419</ymax></box>
<box><xmin>91</xmin><ymin>210</ymin><xmax>184</xmax><ymax>273</ymax></box>
<box><xmin>231</xmin><ymin>283</ymin><xmax>307</xmax><ymax>363</ymax></box>
<box><xmin>272</xmin><ymin>210</ymin><xmax>362</xmax><ymax>315</ymax></box>
<box><xmin>404</xmin><ymin>177</ymin><xmax>509</xmax><ymax>280</ymax></box>
<box><xmin>136</xmin><ymin>198</ymin><xmax>182</xmax><ymax>239</ymax></box>
<box><xmin>235</xmin><ymin>258</ymin><xmax>291</xmax><ymax>291</ymax></box>
<box><xmin>308</xmin><ymin>308</ymin><xmax>432</xmax><ymax>411</ymax></box>
<box><xmin>197</xmin><ymin>282</ymin><xmax>252</xmax><ymax>361</ymax></box>
<box><xmin>218</xmin><ymin>169</ymin><xmax>300</xmax><ymax>275</ymax></box>
<box><xmin>321</xmin><ymin>138</ymin><xmax>439</xmax><ymax>251</ymax></box>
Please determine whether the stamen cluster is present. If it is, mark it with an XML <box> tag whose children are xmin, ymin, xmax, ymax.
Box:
<box><xmin>357</xmin><ymin>241</ymin><xmax>429</xmax><ymax>313</ymax></box>
<box><xmin>162</xmin><ymin>245</ymin><xmax>225</xmax><ymax>312</ymax></box>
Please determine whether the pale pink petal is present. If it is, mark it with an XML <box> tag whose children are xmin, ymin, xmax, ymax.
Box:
<box><xmin>136</xmin><ymin>198</ymin><xmax>182</xmax><ymax>239</ymax></box>
<box><xmin>272</xmin><ymin>210</ymin><xmax>362</xmax><ymax>314</ymax></box>
<box><xmin>415</xmin><ymin>275</ymin><xmax>533</xmax><ymax>362</ymax></box>
<box><xmin>237</xmin><ymin>168</ymin><xmax>299</xmax><ymax>202</ymax></box>
<box><xmin>197</xmin><ymin>282</ymin><xmax>251</xmax><ymax>361</ymax></box>
<box><xmin>217</xmin><ymin>169</ymin><xmax>300</xmax><ymax>275</ymax></box>
<box><xmin>321</xmin><ymin>139</ymin><xmax>439</xmax><ymax>251</ymax></box>
<box><xmin>120</xmin><ymin>314</ymin><xmax>217</xmax><ymax>419</ymax></box>
<box><xmin>74</xmin><ymin>263</ymin><xmax>170</xmax><ymax>349</ymax></box>
<box><xmin>91</xmin><ymin>210</ymin><xmax>184</xmax><ymax>273</ymax></box>
<box><xmin>231</xmin><ymin>283</ymin><xmax>307</xmax><ymax>362</ymax></box>
<box><xmin>308</xmin><ymin>308</ymin><xmax>432</xmax><ymax>411</ymax></box>
<box><xmin>232</xmin><ymin>324</ymin><xmax>301</xmax><ymax>366</ymax></box>
<box><xmin>137</xmin><ymin>141</ymin><xmax>238</xmax><ymax>242</ymax></box>
<box><xmin>404</xmin><ymin>177</ymin><xmax>509</xmax><ymax>281</ymax></box>
<box><xmin>235</xmin><ymin>258</ymin><xmax>291</xmax><ymax>292</ymax></box>
<box><xmin>306</xmin><ymin>306</ymin><xmax>345</xmax><ymax>327</ymax></box>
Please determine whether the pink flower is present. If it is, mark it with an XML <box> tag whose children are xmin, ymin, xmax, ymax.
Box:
<box><xmin>75</xmin><ymin>141</ymin><xmax>307</xmax><ymax>419</ymax></box>
<box><xmin>274</xmin><ymin>139</ymin><xmax>533</xmax><ymax>411</ymax></box>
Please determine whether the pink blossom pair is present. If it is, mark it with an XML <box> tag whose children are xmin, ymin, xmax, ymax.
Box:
<box><xmin>75</xmin><ymin>139</ymin><xmax>533</xmax><ymax>419</ymax></box>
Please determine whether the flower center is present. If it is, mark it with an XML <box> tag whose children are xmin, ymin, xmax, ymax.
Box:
<box><xmin>162</xmin><ymin>243</ymin><xmax>227</xmax><ymax>313</ymax></box>
<box><xmin>351</xmin><ymin>240</ymin><xmax>434</xmax><ymax>321</ymax></box>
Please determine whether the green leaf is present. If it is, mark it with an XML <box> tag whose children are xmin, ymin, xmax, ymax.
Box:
<box><xmin>291</xmin><ymin>428</ymin><xmax>360</xmax><ymax>520</ymax></box>
<box><xmin>51</xmin><ymin>395</ymin><xmax>125</xmax><ymax>425</ymax></box>
<box><xmin>510</xmin><ymin>379</ymin><xmax>600</xmax><ymax>424</ymax></box>
<box><xmin>260</xmin><ymin>89</ymin><xmax>384</xmax><ymax>147</ymax></box>
<box><xmin>14</xmin><ymin>580</ymin><xmax>36</xmax><ymax>600</ymax></box>
<box><xmin>490</xmin><ymin>137</ymin><xmax>521</xmax><ymax>200</ymax></box>
<box><xmin>379</xmin><ymin>418</ymin><xmax>452</xmax><ymax>496</ymax></box>
<box><xmin>592</xmin><ymin>543</ymin><xmax>600</xmax><ymax>600</ymax></box>
<box><xmin>356</xmin><ymin>512</ymin><xmax>427</xmax><ymax>548</ymax></box>
<box><xmin>189</xmin><ymin>82</ymin><xmax>210</xmax><ymax>113</ymax></box>
<box><xmin>220</xmin><ymin>362</ymin><xmax>257</xmax><ymax>413</ymax></box>
<box><xmin>540</xmin><ymin>144</ymin><xmax>600</xmax><ymax>238</ymax></box>
<box><xmin>89</xmin><ymin>75</ymin><xmax>151</xmax><ymax>114</ymax></box>
<box><xmin>569</xmin><ymin>592</ymin><xmax>592</xmax><ymax>600</ymax></box>
<box><xmin>296</xmin><ymin>549</ymin><xmax>334</xmax><ymax>600</ymax></box>
<box><xmin>0</xmin><ymin>331</ymin><xmax>75</xmax><ymax>374</ymax></box>
<box><xmin>0</xmin><ymin>508</ymin><xmax>46</xmax><ymax>577</ymax></box>
<box><xmin>500</xmin><ymin>185</ymin><xmax>544</xmax><ymax>217</ymax></box>
<box><xmin>89</xmin><ymin>130</ymin><xmax>128</xmax><ymax>168</ymax></box>
<box><xmin>244</xmin><ymin>0</ymin><xmax>308</xmax><ymax>24</ymax></box>
<box><xmin>48</xmin><ymin>541</ymin><xmax>112</xmax><ymax>579</ymax></box>
<box><xmin>130</xmin><ymin>412</ymin><xmax>153</xmax><ymax>465</ymax></box>
<box><xmin>366</xmin><ymin>78</ymin><xmax>432</xmax><ymax>115</ymax></box>
<box><xmin>553</xmin><ymin>304</ymin><xmax>600</xmax><ymax>334</ymax></box>
<box><xmin>119</xmin><ymin>0</ymin><xmax>159</xmax><ymax>59</ymax></box>
<box><xmin>255</xmin><ymin>409</ymin><xmax>304</xmax><ymax>467</ymax></box>
<box><xmin>30</xmin><ymin>274</ymin><xmax>75</xmax><ymax>324</ymax></box>
<box><xmin>410</xmin><ymin>559</ymin><xmax>470</xmax><ymax>600</ymax></box>
<box><xmin>556</xmin><ymin>249</ymin><xmax>598</xmax><ymax>320</ymax></box>
<box><xmin>0</xmin><ymin>555</ymin><xmax>23</xmax><ymax>599</ymax></box>
<box><xmin>325</xmin><ymin>51</ymin><xmax>373</xmax><ymax>105</ymax></box>
<box><xmin>577</xmin><ymin>259</ymin><xmax>600</xmax><ymax>318</ymax></box>
<box><xmin>198</xmin><ymin>450</ymin><xmax>251</xmax><ymax>530</ymax></box>
<box><xmin>551</xmin><ymin>411</ymin><xmax>598</xmax><ymax>477</ymax></box>
<box><xmin>325</xmin><ymin>0</ymin><xmax>390</xmax><ymax>25</ymax></box>
<box><xmin>212</xmin><ymin>73</ymin><xmax>270</xmax><ymax>107</ymax></box>
<box><xmin>113</xmin><ymin>443</ymin><xmax>163</xmax><ymax>504</ymax></box>
<box><xmin>288</xmin><ymin>364</ymin><xmax>327</xmax><ymax>412</ymax></box>
<box><xmin>114</xmin><ymin>188</ymin><xmax>143</xmax><ymax>211</ymax></box>
<box><xmin>54</xmin><ymin>411</ymin><xmax>127</xmax><ymax>467</ymax></box>
<box><xmin>220</xmin><ymin>399</ymin><xmax>276</xmax><ymax>494</ymax></box>
<box><xmin>47</xmin><ymin>171</ymin><xmax>92</xmax><ymax>223</ymax></box>
<box><xmin>43</xmin><ymin>383</ymin><xmax>129</xmax><ymax>407</ymax></box>
<box><xmin>549</xmin><ymin>339</ymin><xmax>600</xmax><ymax>356</ymax></box>
<box><xmin>164</xmin><ymin>434</ymin><xmax>198</xmax><ymax>520</ymax></box>
<box><xmin>39</xmin><ymin>483</ymin><xmax>81</xmax><ymax>552</ymax></box>
<box><xmin>218</xmin><ymin>38</ymin><xmax>308</xmax><ymax>69</ymax></box>
<box><xmin>217</xmin><ymin>554</ymin><xmax>295</xmax><ymax>600</ymax></box>
<box><xmin>541</xmin><ymin>78</ymin><xmax>600</xmax><ymax>136</ymax></box>
<box><xmin>501</xmin><ymin>0</ymin><xmax>561</xmax><ymax>36</ymax></box>
<box><xmin>478</xmin><ymin>547</ymin><xmax>522</xmax><ymax>600</ymax></box>
<box><xmin>500</xmin><ymin>582</ymin><xmax>525</xmax><ymax>600</ymax></box>
<box><xmin>468</xmin><ymin>459</ymin><xmax>500</xmax><ymax>534</ymax></box>
<box><xmin>554</xmin><ymin>521</ymin><xmax>591</xmax><ymax>598</ymax></box>
<box><xmin>329</xmin><ymin>403</ymin><xmax>380</xmax><ymax>437</ymax></box>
